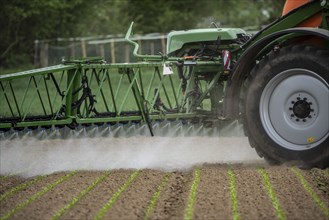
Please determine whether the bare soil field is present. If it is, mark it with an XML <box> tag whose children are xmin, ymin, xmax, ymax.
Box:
<box><xmin>1</xmin><ymin>165</ymin><xmax>328</xmax><ymax>220</ymax></box>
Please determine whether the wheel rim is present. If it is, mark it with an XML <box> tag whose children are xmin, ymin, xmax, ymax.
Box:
<box><xmin>260</xmin><ymin>68</ymin><xmax>329</xmax><ymax>151</ymax></box>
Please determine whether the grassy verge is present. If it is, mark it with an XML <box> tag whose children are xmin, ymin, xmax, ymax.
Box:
<box><xmin>0</xmin><ymin>64</ymin><xmax>36</xmax><ymax>75</ymax></box>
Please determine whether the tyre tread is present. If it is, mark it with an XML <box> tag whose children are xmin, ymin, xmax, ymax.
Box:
<box><xmin>242</xmin><ymin>45</ymin><xmax>329</xmax><ymax>168</ymax></box>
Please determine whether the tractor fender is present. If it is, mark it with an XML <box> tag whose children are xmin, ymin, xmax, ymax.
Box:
<box><xmin>224</xmin><ymin>27</ymin><xmax>329</xmax><ymax>118</ymax></box>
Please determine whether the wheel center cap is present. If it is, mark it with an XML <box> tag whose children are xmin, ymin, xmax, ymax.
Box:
<box><xmin>293</xmin><ymin>100</ymin><xmax>311</xmax><ymax>118</ymax></box>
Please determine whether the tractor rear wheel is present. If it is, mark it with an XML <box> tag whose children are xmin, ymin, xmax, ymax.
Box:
<box><xmin>244</xmin><ymin>45</ymin><xmax>329</xmax><ymax>168</ymax></box>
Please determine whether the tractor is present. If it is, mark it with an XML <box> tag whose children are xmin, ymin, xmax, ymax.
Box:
<box><xmin>1</xmin><ymin>0</ymin><xmax>328</xmax><ymax>167</ymax></box>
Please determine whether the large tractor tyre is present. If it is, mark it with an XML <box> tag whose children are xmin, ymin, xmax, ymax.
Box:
<box><xmin>244</xmin><ymin>45</ymin><xmax>329</xmax><ymax>168</ymax></box>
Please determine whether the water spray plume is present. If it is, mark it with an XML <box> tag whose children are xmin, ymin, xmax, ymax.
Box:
<box><xmin>0</xmin><ymin>121</ymin><xmax>264</xmax><ymax>177</ymax></box>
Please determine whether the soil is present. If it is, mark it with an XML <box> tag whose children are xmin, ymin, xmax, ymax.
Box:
<box><xmin>1</xmin><ymin>165</ymin><xmax>328</xmax><ymax>220</ymax></box>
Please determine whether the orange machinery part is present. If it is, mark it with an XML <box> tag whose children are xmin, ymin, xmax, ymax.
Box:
<box><xmin>282</xmin><ymin>0</ymin><xmax>322</xmax><ymax>27</ymax></box>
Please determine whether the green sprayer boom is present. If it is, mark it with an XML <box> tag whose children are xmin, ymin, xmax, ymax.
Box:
<box><xmin>0</xmin><ymin>58</ymin><xmax>225</xmax><ymax>133</ymax></box>
<box><xmin>1</xmin><ymin>0</ymin><xmax>329</xmax><ymax>167</ymax></box>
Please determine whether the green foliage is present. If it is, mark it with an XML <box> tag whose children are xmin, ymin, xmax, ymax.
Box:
<box><xmin>120</xmin><ymin>0</ymin><xmax>210</xmax><ymax>33</ymax></box>
<box><xmin>0</xmin><ymin>0</ymin><xmax>285</xmax><ymax>68</ymax></box>
<box><xmin>0</xmin><ymin>0</ymin><xmax>95</xmax><ymax>67</ymax></box>
<box><xmin>121</xmin><ymin>0</ymin><xmax>285</xmax><ymax>33</ymax></box>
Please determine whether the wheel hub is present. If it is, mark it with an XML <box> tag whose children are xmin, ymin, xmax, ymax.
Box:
<box><xmin>292</xmin><ymin>100</ymin><xmax>311</xmax><ymax>119</ymax></box>
<box><xmin>260</xmin><ymin>69</ymin><xmax>329</xmax><ymax>151</ymax></box>
<box><xmin>288</xmin><ymin>94</ymin><xmax>315</xmax><ymax>123</ymax></box>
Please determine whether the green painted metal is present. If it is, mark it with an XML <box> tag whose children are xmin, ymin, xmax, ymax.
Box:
<box><xmin>0</xmin><ymin>0</ymin><xmax>328</xmax><ymax>133</ymax></box>
<box><xmin>0</xmin><ymin>60</ymin><xmax>220</xmax><ymax>131</ymax></box>
<box><xmin>0</xmin><ymin>119</ymin><xmax>73</xmax><ymax>129</ymax></box>
<box><xmin>167</xmin><ymin>28</ymin><xmax>246</xmax><ymax>55</ymax></box>
<box><xmin>0</xmin><ymin>65</ymin><xmax>76</xmax><ymax>81</ymax></box>
<box><xmin>125</xmin><ymin>22</ymin><xmax>163</xmax><ymax>61</ymax></box>
<box><xmin>126</xmin><ymin>68</ymin><xmax>154</xmax><ymax>135</ymax></box>
<box><xmin>76</xmin><ymin>113</ymin><xmax>197</xmax><ymax>124</ymax></box>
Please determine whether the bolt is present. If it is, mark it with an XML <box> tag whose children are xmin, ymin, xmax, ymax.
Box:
<box><xmin>297</xmin><ymin>97</ymin><xmax>301</xmax><ymax>100</ymax></box>
<box><xmin>308</xmin><ymin>115</ymin><xmax>312</xmax><ymax>118</ymax></box>
<box><xmin>309</xmin><ymin>102</ymin><xmax>312</xmax><ymax>105</ymax></box>
<box><xmin>310</xmin><ymin>109</ymin><xmax>314</xmax><ymax>112</ymax></box>
<box><xmin>303</xmin><ymin>97</ymin><xmax>307</xmax><ymax>101</ymax></box>
<box><xmin>303</xmin><ymin>119</ymin><xmax>306</xmax><ymax>122</ymax></box>
<box><xmin>291</xmin><ymin>101</ymin><xmax>295</xmax><ymax>104</ymax></box>
<box><xmin>289</xmin><ymin>107</ymin><xmax>293</xmax><ymax>111</ymax></box>
<box><xmin>296</xmin><ymin>119</ymin><xmax>300</xmax><ymax>122</ymax></box>
<box><xmin>291</xmin><ymin>114</ymin><xmax>294</xmax><ymax>117</ymax></box>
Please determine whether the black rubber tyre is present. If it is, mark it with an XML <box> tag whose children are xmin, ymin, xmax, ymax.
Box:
<box><xmin>244</xmin><ymin>45</ymin><xmax>329</xmax><ymax>168</ymax></box>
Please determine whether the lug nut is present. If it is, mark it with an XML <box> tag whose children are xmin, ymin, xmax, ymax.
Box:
<box><xmin>291</xmin><ymin>114</ymin><xmax>294</xmax><ymax>117</ymax></box>
<box><xmin>303</xmin><ymin>97</ymin><xmax>307</xmax><ymax>101</ymax></box>
<box><xmin>309</xmin><ymin>102</ymin><xmax>312</xmax><ymax>105</ymax></box>
<box><xmin>289</xmin><ymin>107</ymin><xmax>293</xmax><ymax>110</ymax></box>
<box><xmin>291</xmin><ymin>101</ymin><xmax>295</xmax><ymax>104</ymax></box>
<box><xmin>310</xmin><ymin>109</ymin><xmax>314</xmax><ymax>112</ymax></box>
<box><xmin>296</xmin><ymin>119</ymin><xmax>300</xmax><ymax>122</ymax></box>
<box><xmin>308</xmin><ymin>115</ymin><xmax>312</xmax><ymax>118</ymax></box>
<box><xmin>303</xmin><ymin>119</ymin><xmax>306</xmax><ymax>122</ymax></box>
<box><xmin>297</xmin><ymin>97</ymin><xmax>301</xmax><ymax>100</ymax></box>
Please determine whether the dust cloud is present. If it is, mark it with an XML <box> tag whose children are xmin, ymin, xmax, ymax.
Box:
<box><xmin>0</xmin><ymin>122</ymin><xmax>264</xmax><ymax>177</ymax></box>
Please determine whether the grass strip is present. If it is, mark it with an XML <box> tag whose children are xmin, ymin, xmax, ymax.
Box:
<box><xmin>291</xmin><ymin>167</ymin><xmax>329</xmax><ymax>218</ymax></box>
<box><xmin>144</xmin><ymin>173</ymin><xmax>170</xmax><ymax>220</ymax></box>
<box><xmin>94</xmin><ymin>170</ymin><xmax>139</xmax><ymax>220</ymax></box>
<box><xmin>184</xmin><ymin>166</ymin><xmax>201</xmax><ymax>220</ymax></box>
<box><xmin>52</xmin><ymin>171</ymin><xmax>111</xmax><ymax>220</ymax></box>
<box><xmin>324</xmin><ymin>170</ymin><xmax>329</xmax><ymax>177</ymax></box>
<box><xmin>0</xmin><ymin>175</ymin><xmax>9</xmax><ymax>180</ymax></box>
<box><xmin>258</xmin><ymin>168</ymin><xmax>285</xmax><ymax>220</ymax></box>
<box><xmin>0</xmin><ymin>175</ymin><xmax>45</xmax><ymax>203</ymax></box>
<box><xmin>228</xmin><ymin>168</ymin><xmax>240</xmax><ymax>220</ymax></box>
<box><xmin>0</xmin><ymin>171</ymin><xmax>77</xmax><ymax>220</ymax></box>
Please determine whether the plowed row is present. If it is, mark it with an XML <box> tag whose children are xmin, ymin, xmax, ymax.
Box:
<box><xmin>1</xmin><ymin>165</ymin><xmax>328</xmax><ymax>220</ymax></box>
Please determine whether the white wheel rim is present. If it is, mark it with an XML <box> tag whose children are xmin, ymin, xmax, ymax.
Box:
<box><xmin>260</xmin><ymin>68</ymin><xmax>329</xmax><ymax>151</ymax></box>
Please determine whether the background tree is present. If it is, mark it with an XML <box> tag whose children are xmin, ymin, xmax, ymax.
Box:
<box><xmin>0</xmin><ymin>0</ymin><xmax>95</xmax><ymax>67</ymax></box>
<box><xmin>119</xmin><ymin>0</ymin><xmax>211</xmax><ymax>33</ymax></box>
<box><xmin>0</xmin><ymin>0</ymin><xmax>286</xmax><ymax>68</ymax></box>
